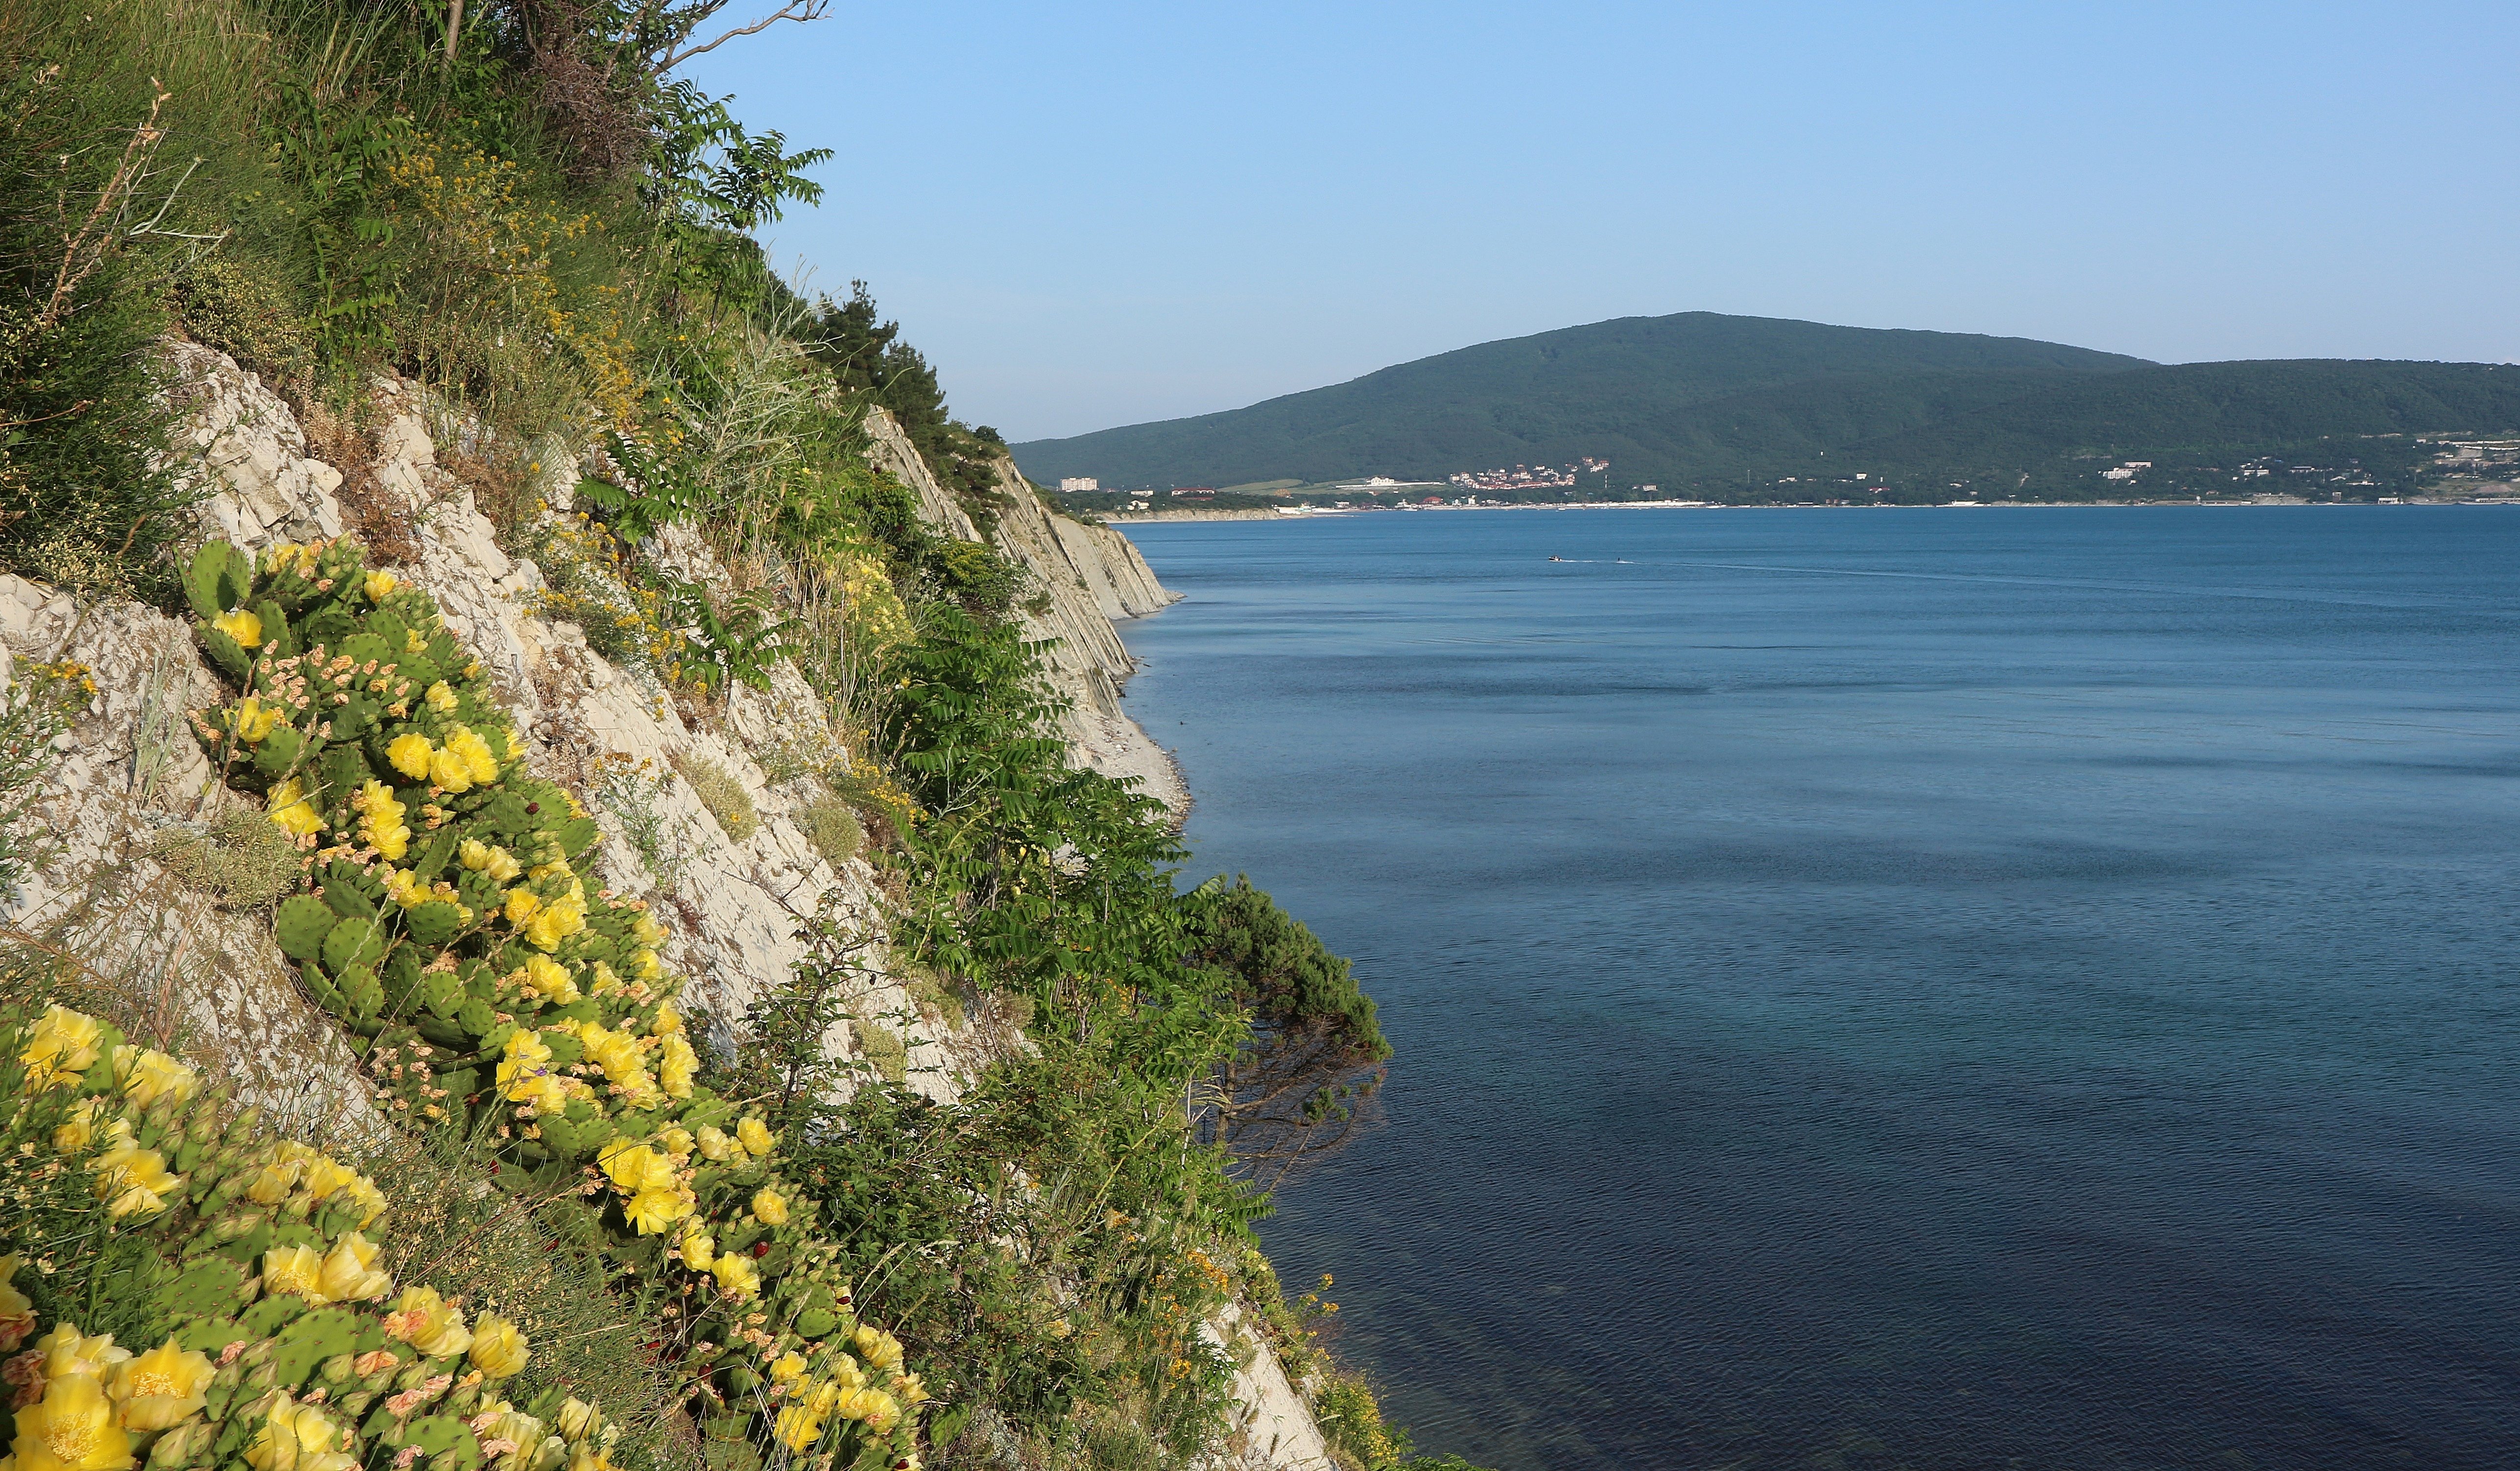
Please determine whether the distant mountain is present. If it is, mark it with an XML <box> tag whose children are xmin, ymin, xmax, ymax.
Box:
<box><xmin>1011</xmin><ymin>312</ymin><xmax>2520</xmax><ymax>499</ymax></box>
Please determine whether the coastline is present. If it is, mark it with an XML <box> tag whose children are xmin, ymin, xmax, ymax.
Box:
<box><xmin>1108</xmin><ymin>498</ymin><xmax>2516</xmax><ymax>523</ymax></box>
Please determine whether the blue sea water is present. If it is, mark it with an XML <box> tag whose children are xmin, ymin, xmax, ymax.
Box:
<box><xmin>1111</xmin><ymin>507</ymin><xmax>2520</xmax><ymax>1471</ymax></box>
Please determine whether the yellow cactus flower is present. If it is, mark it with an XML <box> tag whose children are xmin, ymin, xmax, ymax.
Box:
<box><xmin>624</xmin><ymin>1188</ymin><xmax>689</xmax><ymax>1235</ymax></box>
<box><xmin>677</xmin><ymin>1227</ymin><xmax>714</xmax><ymax>1271</ymax></box>
<box><xmin>657</xmin><ymin>1126</ymin><xmax>693</xmax><ymax>1156</ymax></box>
<box><xmin>382</xmin><ymin>1286</ymin><xmax>471</xmax><ymax>1358</ymax></box>
<box><xmin>693</xmin><ymin>1126</ymin><xmax>736</xmax><ymax>1162</ymax></box>
<box><xmin>827</xmin><ymin>1354</ymin><xmax>864</xmax><ymax>1393</ymax></box>
<box><xmin>889</xmin><ymin>1372</ymin><xmax>928</xmax><ymax>1406</ymax></box>
<box><xmin>649</xmin><ymin>1002</ymin><xmax>683</xmax><ymax>1035</ymax></box>
<box><xmin>363</xmin><ymin>571</ymin><xmax>398</xmax><ymax>603</ymax></box>
<box><xmin>496</xmin><ymin>1030</ymin><xmax>555</xmax><ymax>1105</ymax></box>
<box><xmin>107</xmin><ymin>1339</ymin><xmax>214</xmax><ymax>1431</ymax></box>
<box><xmin>468</xmin><ymin>1315</ymin><xmax>529</xmax><ymax>1379</ymax></box>
<box><xmin>523</xmin><ymin>908</ymin><xmax>570</xmax><ymax>952</ymax></box>
<box><xmin>111</xmin><ymin>1046</ymin><xmax>198</xmax><ymax>1109</ymax></box>
<box><xmin>243</xmin><ymin>1394</ymin><xmax>349</xmax><ymax>1471</ymax></box>
<box><xmin>425</xmin><ymin>681</ymin><xmax>458</xmax><ymax>713</ymax></box>
<box><xmin>710</xmin><ymin>1253</ymin><xmax>760</xmax><ymax>1301</ymax></box>
<box><xmin>231</xmin><ymin>696</ymin><xmax>282</xmax><ymax>744</ymax></box>
<box><xmin>503</xmin><ymin>888</ymin><xmax>543</xmax><ymax>926</ymax></box>
<box><xmin>555</xmin><ymin>1399</ymin><xmax>599</xmax><ymax>1445</ymax></box>
<box><xmin>736</xmin><ymin>1116</ymin><xmax>775</xmax><ymax>1157</ymax></box>
<box><xmin>36</xmin><ymin>1325</ymin><xmax>129</xmax><ymax>1382</ymax></box>
<box><xmin>428</xmin><ymin>744</ymin><xmax>474</xmax><ymax>793</ymax></box>
<box><xmin>316</xmin><ymin>1233</ymin><xmax>392</xmax><ymax>1304</ymax></box>
<box><xmin>261</xmin><ymin>1244</ymin><xmax>325</xmax><ymax>1301</ymax></box>
<box><xmin>597</xmin><ymin>1141</ymin><xmax>671</xmax><ymax>1195</ymax></box>
<box><xmin>339</xmin><ymin>1174</ymin><xmax>388</xmax><ymax>1229</ymax></box>
<box><xmin>772</xmin><ymin>1404</ymin><xmax>823</xmax><ymax>1453</ymax></box>
<box><xmin>212</xmin><ymin>608</ymin><xmax>264</xmax><ymax>649</ymax></box>
<box><xmin>768</xmin><ymin>1352</ymin><xmax>807</xmax><ymax>1384</ymax></box>
<box><xmin>22</xmin><ymin>1004</ymin><xmax>102</xmax><ymax>1082</ymax></box>
<box><xmin>658</xmin><ymin>1032</ymin><xmax>696</xmax><ymax>1099</ymax></box>
<box><xmin>750</xmin><ymin>1189</ymin><xmax>788</xmax><ymax>1227</ymax></box>
<box><xmin>521</xmin><ymin>955</ymin><xmax>578</xmax><ymax>1004</ymax></box>
<box><xmin>632</xmin><ymin>947</ymin><xmax>663</xmax><ymax>981</ymax></box>
<box><xmin>484</xmin><ymin>847</ymin><xmax>522</xmax><ymax>882</ymax></box>
<box><xmin>445</xmin><ymin>726</ymin><xmax>499</xmax><ymax>785</ymax></box>
<box><xmin>0</xmin><ymin>1256</ymin><xmax>36</xmax><ymax>1352</ymax></box>
<box><xmin>90</xmin><ymin>1141</ymin><xmax>178</xmax><ymax>1219</ymax></box>
<box><xmin>266</xmin><ymin>779</ymin><xmax>323</xmax><ymax>838</ymax></box>
<box><xmin>852</xmin><ymin>1325</ymin><xmax>904</xmax><ymax>1374</ymax></box>
<box><xmin>459</xmin><ymin>837</ymin><xmax>494</xmax><ymax>870</ymax></box>
<box><xmin>380</xmin><ymin>867</ymin><xmax>428</xmax><ymax>909</ymax></box>
<box><xmin>830</xmin><ymin>1385</ymin><xmax>900</xmax><ymax>1434</ymax></box>
<box><xmin>631</xmin><ymin>914</ymin><xmax>666</xmax><ymax>948</ymax></box>
<box><xmin>301</xmin><ymin>1156</ymin><xmax>363</xmax><ymax>1205</ymax></box>
<box><xmin>50</xmin><ymin>1097</ymin><xmax>99</xmax><ymax>1155</ymax></box>
<box><xmin>10</xmin><ymin>1371</ymin><xmax>132</xmax><ymax>1471</ymax></box>
<box><xmin>387</xmin><ymin>735</ymin><xmax>435</xmax><ymax>781</ymax></box>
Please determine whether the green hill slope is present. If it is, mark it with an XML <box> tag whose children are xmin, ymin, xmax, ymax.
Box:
<box><xmin>1013</xmin><ymin>311</ymin><xmax>2149</xmax><ymax>488</ymax></box>
<box><xmin>1013</xmin><ymin>313</ymin><xmax>2520</xmax><ymax>500</ymax></box>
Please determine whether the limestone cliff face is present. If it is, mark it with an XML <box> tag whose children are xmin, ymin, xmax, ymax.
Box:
<box><xmin>0</xmin><ymin>346</ymin><xmax>1326</xmax><ymax>1470</ymax></box>
<box><xmin>858</xmin><ymin>410</ymin><xmax>1185</xmax><ymax>809</ymax></box>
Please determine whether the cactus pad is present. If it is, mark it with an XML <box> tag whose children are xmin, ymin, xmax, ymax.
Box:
<box><xmin>274</xmin><ymin>897</ymin><xmax>338</xmax><ymax>961</ymax></box>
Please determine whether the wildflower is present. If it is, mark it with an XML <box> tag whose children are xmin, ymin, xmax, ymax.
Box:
<box><xmin>231</xmin><ymin>697</ymin><xmax>282</xmax><ymax>744</ymax></box>
<box><xmin>364</xmin><ymin>571</ymin><xmax>398</xmax><ymax>603</ymax></box>
<box><xmin>21</xmin><ymin>1005</ymin><xmax>102</xmax><ymax>1083</ymax></box>
<box><xmin>261</xmin><ymin>1245</ymin><xmax>326</xmax><ymax>1302</ymax></box>
<box><xmin>503</xmin><ymin>889</ymin><xmax>542</xmax><ymax>927</ymax></box>
<box><xmin>301</xmin><ymin>1155</ymin><xmax>364</xmax><ymax>1206</ymax></box>
<box><xmin>106</xmin><ymin>1339</ymin><xmax>213</xmax><ymax>1431</ymax></box>
<box><xmin>212</xmin><ymin>608</ymin><xmax>264</xmax><ymax>649</ymax></box>
<box><xmin>90</xmin><ymin>1141</ymin><xmax>178</xmax><ymax>1219</ymax></box>
<box><xmin>768</xmin><ymin>1352</ymin><xmax>806</xmax><ymax>1384</ymax></box>
<box><xmin>772</xmin><ymin>1404</ymin><xmax>822</xmax><ymax>1453</ymax></box>
<box><xmin>244</xmin><ymin>1394</ymin><xmax>351</xmax><ymax>1471</ymax></box>
<box><xmin>750</xmin><ymin>1189</ymin><xmax>787</xmax><ymax>1228</ymax></box>
<box><xmin>425</xmin><ymin>682</ymin><xmax>458</xmax><ymax>713</ymax></box>
<box><xmin>387</xmin><ymin>735</ymin><xmax>435</xmax><ymax>781</ymax></box>
<box><xmin>428</xmin><ymin>744</ymin><xmax>475</xmax><ymax>793</ymax></box>
<box><xmin>520</xmin><ymin>955</ymin><xmax>578</xmax><ymax>1004</ymax></box>
<box><xmin>631</xmin><ymin>914</ymin><xmax>666</xmax><ymax>948</ymax></box>
<box><xmin>555</xmin><ymin>1399</ymin><xmax>599</xmax><ymax>1444</ymax></box>
<box><xmin>382</xmin><ymin>1287</ymin><xmax>472</xmax><ymax>1358</ymax></box>
<box><xmin>381</xmin><ymin>868</ymin><xmax>429</xmax><ymax>909</ymax></box>
<box><xmin>851</xmin><ymin>1326</ymin><xmax>903</xmax><ymax>1374</ymax></box>
<box><xmin>736</xmin><ymin>1117</ymin><xmax>775</xmax><ymax>1157</ymax></box>
<box><xmin>830</xmin><ymin>1385</ymin><xmax>900</xmax><ymax>1435</ymax></box>
<box><xmin>267</xmin><ymin>779</ymin><xmax>323</xmax><ymax>838</ymax></box>
<box><xmin>445</xmin><ymin>726</ymin><xmax>499</xmax><ymax>784</ymax></box>
<box><xmin>316</xmin><ymin>1233</ymin><xmax>392</xmax><ymax>1303</ymax></box>
<box><xmin>624</xmin><ymin>1188</ymin><xmax>689</xmax><ymax>1235</ymax></box>
<box><xmin>495</xmin><ymin>1031</ymin><xmax>558</xmax><ymax>1109</ymax></box>
<box><xmin>710</xmin><ymin>1254</ymin><xmax>759</xmax><ymax>1301</ymax></box>
<box><xmin>0</xmin><ymin>1257</ymin><xmax>35</xmax><ymax>1352</ymax></box>
<box><xmin>692</xmin><ymin>1127</ymin><xmax>736</xmax><ymax>1162</ymax></box>
<box><xmin>657</xmin><ymin>1032</ymin><xmax>696</xmax><ymax>1099</ymax></box>
<box><xmin>888</xmin><ymin>1372</ymin><xmax>927</xmax><ymax>1406</ymax></box>
<box><xmin>467</xmin><ymin>1317</ymin><xmax>528</xmax><ymax>1379</ymax></box>
<box><xmin>597</xmin><ymin>1141</ymin><xmax>671</xmax><ymax>1195</ymax></box>
<box><xmin>358</xmin><ymin>781</ymin><xmax>411</xmax><ymax>860</ymax></box>
<box><xmin>111</xmin><ymin>1047</ymin><xmax>197</xmax><ymax>1109</ymax></box>
<box><xmin>9</xmin><ymin>1370</ymin><xmax>131</xmax><ymax>1471</ymax></box>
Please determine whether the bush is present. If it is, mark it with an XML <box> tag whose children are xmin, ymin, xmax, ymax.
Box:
<box><xmin>146</xmin><ymin>807</ymin><xmax>304</xmax><ymax>909</ymax></box>
<box><xmin>673</xmin><ymin>751</ymin><xmax>758</xmax><ymax>842</ymax></box>
<box><xmin>794</xmin><ymin>794</ymin><xmax>863</xmax><ymax>868</ymax></box>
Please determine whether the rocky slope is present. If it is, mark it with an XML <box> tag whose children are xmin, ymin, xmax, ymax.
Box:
<box><xmin>0</xmin><ymin>343</ymin><xmax>1328</xmax><ymax>1470</ymax></box>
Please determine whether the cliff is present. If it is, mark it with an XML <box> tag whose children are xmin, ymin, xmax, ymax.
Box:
<box><xmin>0</xmin><ymin>343</ymin><xmax>1329</xmax><ymax>1470</ymax></box>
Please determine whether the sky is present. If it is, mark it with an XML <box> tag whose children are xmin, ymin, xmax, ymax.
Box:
<box><xmin>685</xmin><ymin>1</ymin><xmax>2520</xmax><ymax>444</ymax></box>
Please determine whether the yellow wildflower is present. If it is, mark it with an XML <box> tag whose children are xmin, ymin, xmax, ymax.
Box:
<box><xmin>468</xmin><ymin>1315</ymin><xmax>529</xmax><ymax>1378</ymax></box>
<box><xmin>243</xmin><ymin>1394</ymin><xmax>350</xmax><ymax>1471</ymax></box>
<box><xmin>267</xmin><ymin>779</ymin><xmax>323</xmax><ymax>838</ymax></box>
<box><xmin>22</xmin><ymin>1004</ymin><xmax>102</xmax><ymax>1082</ymax></box>
<box><xmin>316</xmin><ymin>1233</ymin><xmax>392</xmax><ymax>1303</ymax></box>
<box><xmin>107</xmin><ymin>1339</ymin><xmax>214</xmax><ymax>1431</ymax></box>
<box><xmin>90</xmin><ymin>1141</ymin><xmax>178</xmax><ymax>1218</ymax></box>
<box><xmin>111</xmin><ymin>1047</ymin><xmax>197</xmax><ymax>1109</ymax></box>
<box><xmin>597</xmin><ymin>1140</ymin><xmax>671</xmax><ymax>1195</ymax></box>
<box><xmin>852</xmin><ymin>1325</ymin><xmax>904</xmax><ymax>1374</ymax></box>
<box><xmin>10</xmin><ymin>1370</ymin><xmax>132</xmax><ymax>1471</ymax></box>
<box><xmin>504</xmin><ymin>888</ymin><xmax>543</xmax><ymax>926</ymax></box>
<box><xmin>387</xmin><ymin>734</ymin><xmax>435</xmax><ymax>781</ymax></box>
<box><xmin>710</xmin><ymin>1253</ymin><xmax>759</xmax><ymax>1300</ymax></box>
<box><xmin>889</xmin><ymin>1372</ymin><xmax>928</xmax><ymax>1406</ymax></box>
<box><xmin>36</xmin><ymin>1325</ymin><xmax>128</xmax><ymax>1382</ymax></box>
<box><xmin>363</xmin><ymin>571</ymin><xmax>398</xmax><ymax>603</ymax></box>
<box><xmin>521</xmin><ymin>955</ymin><xmax>578</xmax><ymax>1004</ymax></box>
<box><xmin>693</xmin><ymin>1126</ymin><xmax>736</xmax><ymax>1162</ymax></box>
<box><xmin>50</xmin><ymin>1098</ymin><xmax>98</xmax><ymax>1154</ymax></box>
<box><xmin>677</xmin><ymin>1227</ymin><xmax>714</xmax><ymax>1271</ymax></box>
<box><xmin>428</xmin><ymin>744</ymin><xmax>474</xmax><ymax>793</ymax></box>
<box><xmin>736</xmin><ymin>1116</ymin><xmax>775</xmax><ymax>1157</ymax></box>
<box><xmin>750</xmin><ymin>1189</ymin><xmax>787</xmax><ymax>1227</ymax></box>
<box><xmin>261</xmin><ymin>1245</ymin><xmax>325</xmax><ymax>1301</ymax></box>
<box><xmin>445</xmin><ymin>726</ymin><xmax>499</xmax><ymax>784</ymax></box>
<box><xmin>772</xmin><ymin>1404</ymin><xmax>823</xmax><ymax>1452</ymax></box>
<box><xmin>0</xmin><ymin>1256</ymin><xmax>36</xmax><ymax>1351</ymax></box>
<box><xmin>658</xmin><ymin>1032</ymin><xmax>696</xmax><ymax>1099</ymax></box>
<box><xmin>212</xmin><ymin>608</ymin><xmax>263</xmax><ymax>649</ymax></box>
<box><xmin>496</xmin><ymin>1030</ymin><xmax>556</xmax><ymax>1107</ymax></box>
<box><xmin>301</xmin><ymin>1156</ymin><xmax>362</xmax><ymax>1204</ymax></box>
<box><xmin>830</xmin><ymin>1385</ymin><xmax>900</xmax><ymax>1434</ymax></box>
<box><xmin>380</xmin><ymin>867</ymin><xmax>428</xmax><ymax>909</ymax></box>
<box><xmin>382</xmin><ymin>1286</ymin><xmax>472</xmax><ymax>1358</ymax></box>
<box><xmin>650</xmin><ymin>1002</ymin><xmax>683</xmax><ymax>1035</ymax></box>
<box><xmin>555</xmin><ymin>1399</ymin><xmax>599</xmax><ymax>1444</ymax></box>
<box><xmin>624</xmin><ymin>1188</ymin><xmax>689</xmax><ymax>1235</ymax></box>
<box><xmin>769</xmin><ymin>1352</ymin><xmax>806</xmax><ymax>1383</ymax></box>
<box><xmin>631</xmin><ymin>914</ymin><xmax>666</xmax><ymax>948</ymax></box>
<box><xmin>425</xmin><ymin>681</ymin><xmax>458</xmax><ymax>713</ymax></box>
<box><xmin>231</xmin><ymin>696</ymin><xmax>281</xmax><ymax>744</ymax></box>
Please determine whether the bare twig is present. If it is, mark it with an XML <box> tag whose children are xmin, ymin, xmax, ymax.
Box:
<box><xmin>653</xmin><ymin>0</ymin><xmax>828</xmax><ymax>73</ymax></box>
<box><xmin>38</xmin><ymin>84</ymin><xmax>171</xmax><ymax>331</ymax></box>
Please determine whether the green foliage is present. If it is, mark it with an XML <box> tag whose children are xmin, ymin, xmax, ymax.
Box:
<box><xmin>808</xmin><ymin>283</ymin><xmax>1012</xmax><ymax>522</ymax></box>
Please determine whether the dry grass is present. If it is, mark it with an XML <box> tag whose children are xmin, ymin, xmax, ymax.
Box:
<box><xmin>672</xmin><ymin>751</ymin><xmax>758</xmax><ymax>842</ymax></box>
<box><xmin>792</xmin><ymin>794</ymin><xmax>862</xmax><ymax>868</ymax></box>
<box><xmin>146</xmin><ymin>807</ymin><xmax>302</xmax><ymax>908</ymax></box>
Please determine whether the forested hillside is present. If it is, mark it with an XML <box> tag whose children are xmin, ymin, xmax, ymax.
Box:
<box><xmin>1011</xmin><ymin>312</ymin><xmax>2520</xmax><ymax>501</ymax></box>
<box><xmin>0</xmin><ymin>2</ymin><xmax>1438</xmax><ymax>1470</ymax></box>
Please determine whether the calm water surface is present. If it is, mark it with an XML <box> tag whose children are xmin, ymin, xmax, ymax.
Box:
<box><xmin>1114</xmin><ymin>507</ymin><xmax>2520</xmax><ymax>1471</ymax></box>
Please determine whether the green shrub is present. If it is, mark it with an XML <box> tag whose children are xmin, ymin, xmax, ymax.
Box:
<box><xmin>146</xmin><ymin>806</ymin><xmax>304</xmax><ymax>908</ymax></box>
<box><xmin>794</xmin><ymin>793</ymin><xmax>863</xmax><ymax>868</ymax></box>
<box><xmin>674</xmin><ymin>750</ymin><xmax>758</xmax><ymax>841</ymax></box>
<box><xmin>852</xmin><ymin>1014</ymin><xmax>906</xmax><ymax>1084</ymax></box>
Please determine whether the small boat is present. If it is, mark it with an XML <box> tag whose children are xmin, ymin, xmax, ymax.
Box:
<box><xmin>1548</xmin><ymin>555</ymin><xmax>1567</xmax><ymax>562</ymax></box>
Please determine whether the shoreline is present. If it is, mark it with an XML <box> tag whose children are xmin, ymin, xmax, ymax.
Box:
<box><xmin>1107</xmin><ymin>498</ymin><xmax>2514</xmax><ymax>523</ymax></box>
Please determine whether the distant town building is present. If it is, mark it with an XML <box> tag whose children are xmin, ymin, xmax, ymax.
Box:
<box><xmin>1058</xmin><ymin>477</ymin><xmax>1099</xmax><ymax>493</ymax></box>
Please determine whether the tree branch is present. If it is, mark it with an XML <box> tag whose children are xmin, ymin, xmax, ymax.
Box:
<box><xmin>653</xmin><ymin>0</ymin><xmax>830</xmax><ymax>74</ymax></box>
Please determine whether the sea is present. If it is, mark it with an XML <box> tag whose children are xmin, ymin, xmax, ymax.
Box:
<box><xmin>1112</xmin><ymin>506</ymin><xmax>2520</xmax><ymax>1471</ymax></box>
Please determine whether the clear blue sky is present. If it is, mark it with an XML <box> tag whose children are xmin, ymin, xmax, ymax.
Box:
<box><xmin>686</xmin><ymin>1</ymin><xmax>2520</xmax><ymax>444</ymax></box>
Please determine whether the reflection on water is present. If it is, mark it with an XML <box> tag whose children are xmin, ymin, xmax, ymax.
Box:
<box><xmin>1118</xmin><ymin>507</ymin><xmax>2520</xmax><ymax>1471</ymax></box>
